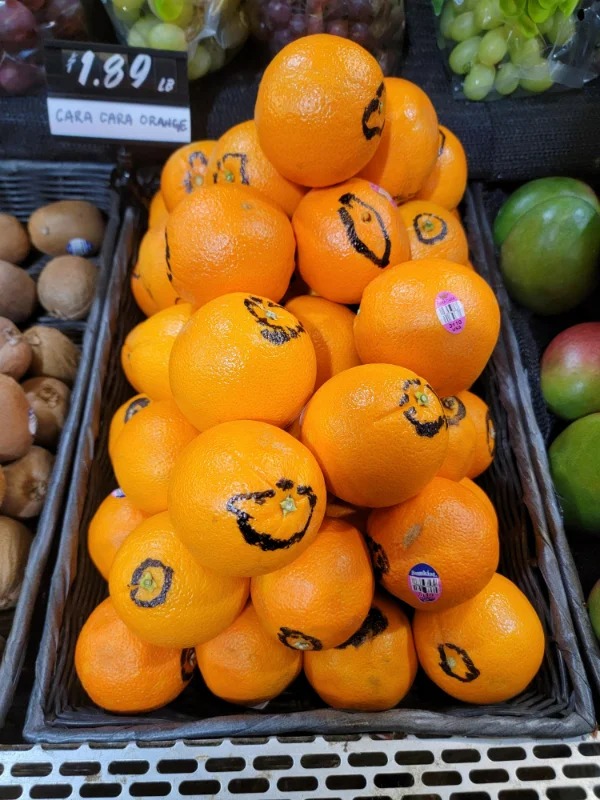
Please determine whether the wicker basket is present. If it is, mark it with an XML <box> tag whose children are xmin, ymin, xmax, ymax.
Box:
<box><xmin>0</xmin><ymin>160</ymin><xmax>119</xmax><ymax>729</ymax></box>
<box><xmin>470</xmin><ymin>181</ymin><xmax>600</xmax><ymax>713</ymax></box>
<box><xmin>23</xmin><ymin>190</ymin><xmax>595</xmax><ymax>742</ymax></box>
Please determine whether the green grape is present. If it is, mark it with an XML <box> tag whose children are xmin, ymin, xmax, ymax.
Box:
<box><xmin>112</xmin><ymin>0</ymin><xmax>146</xmax><ymax>11</ymax></box>
<box><xmin>494</xmin><ymin>61</ymin><xmax>520</xmax><ymax>94</ymax></box>
<box><xmin>451</xmin><ymin>0</ymin><xmax>478</xmax><ymax>11</ymax></box>
<box><xmin>478</xmin><ymin>29</ymin><xmax>508</xmax><ymax>64</ymax></box>
<box><xmin>171</xmin><ymin>2</ymin><xmax>195</xmax><ymax>29</ymax></box>
<box><xmin>474</xmin><ymin>0</ymin><xmax>503</xmax><ymax>30</ymax></box>
<box><xmin>204</xmin><ymin>38</ymin><xmax>226</xmax><ymax>72</ymax></box>
<box><xmin>520</xmin><ymin>59</ymin><xmax>553</xmax><ymax>92</ymax></box>
<box><xmin>148</xmin><ymin>22</ymin><xmax>187</xmax><ymax>50</ymax></box>
<box><xmin>127</xmin><ymin>28</ymin><xmax>147</xmax><ymax>45</ymax></box>
<box><xmin>449</xmin><ymin>11</ymin><xmax>480</xmax><ymax>41</ymax></box>
<box><xmin>440</xmin><ymin>3</ymin><xmax>457</xmax><ymax>38</ymax></box>
<box><xmin>449</xmin><ymin>36</ymin><xmax>482</xmax><ymax>74</ymax></box>
<box><xmin>188</xmin><ymin>44</ymin><xmax>211</xmax><ymax>80</ymax></box>
<box><xmin>126</xmin><ymin>16</ymin><xmax>158</xmax><ymax>45</ymax></box>
<box><xmin>537</xmin><ymin>15</ymin><xmax>555</xmax><ymax>35</ymax></box>
<box><xmin>463</xmin><ymin>63</ymin><xmax>496</xmax><ymax>99</ymax></box>
<box><xmin>113</xmin><ymin>3</ymin><xmax>141</xmax><ymax>25</ymax></box>
<box><xmin>510</xmin><ymin>36</ymin><xmax>543</xmax><ymax>66</ymax></box>
<box><xmin>548</xmin><ymin>12</ymin><xmax>575</xmax><ymax>46</ymax></box>
<box><xmin>148</xmin><ymin>0</ymin><xmax>186</xmax><ymax>22</ymax></box>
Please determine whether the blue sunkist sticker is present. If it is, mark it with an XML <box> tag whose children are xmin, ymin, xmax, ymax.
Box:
<box><xmin>111</xmin><ymin>488</ymin><xmax>126</xmax><ymax>498</ymax></box>
<box><xmin>66</xmin><ymin>237</ymin><xmax>95</xmax><ymax>256</ymax></box>
<box><xmin>408</xmin><ymin>563</ymin><xmax>442</xmax><ymax>604</ymax></box>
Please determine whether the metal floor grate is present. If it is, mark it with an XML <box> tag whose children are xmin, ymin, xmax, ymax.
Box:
<box><xmin>1</xmin><ymin>735</ymin><xmax>600</xmax><ymax>798</ymax></box>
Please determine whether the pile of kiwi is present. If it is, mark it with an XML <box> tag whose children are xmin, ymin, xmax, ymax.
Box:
<box><xmin>0</xmin><ymin>199</ymin><xmax>105</xmax><ymax>612</ymax></box>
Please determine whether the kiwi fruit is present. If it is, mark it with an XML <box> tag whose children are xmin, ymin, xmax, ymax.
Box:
<box><xmin>0</xmin><ymin>446</ymin><xmax>55</xmax><ymax>518</ymax></box>
<box><xmin>22</xmin><ymin>377</ymin><xmax>71</xmax><ymax>449</ymax></box>
<box><xmin>0</xmin><ymin>516</ymin><xmax>33</xmax><ymax>610</ymax></box>
<box><xmin>37</xmin><ymin>255</ymin><xmax>97</xmax><ymax>320</ymax></box>
<box><xmin>0</xmin><ymin>259</ymin><xmax>37</xmax><ymax>324</ymax></box>
<box><xmin>23</xmin><ymin>325</ymin><xmax>80</xmax><ymax>385</ymax></box>
<box><xmin>28</xmin><ymin>201</ymin><xmax>105</xmax><ymax>257</ymax></box>
<box><xmin>0</xmin><ymin>374</ymin><xmax>34</xmax><ymax>463</ymax></box>
<box><xmin>0</xmin><ymin>317</ymin><xmax>32</xmax><ymax>380</ymax></box>
<box><xmin>0</xmin><ymin>467</ymin><xmax>5</xmax><ymax>506</ymax></box>
<box><xmin>0</xmin><ymin>214</ymin><xmax>30</xmax><ymax>264</ymax></box>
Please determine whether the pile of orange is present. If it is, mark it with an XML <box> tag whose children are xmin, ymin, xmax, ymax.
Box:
<box><xmin>76</xmin><ymin>34</ymin><xmax>544</xmax><ymax>717</ymax></box>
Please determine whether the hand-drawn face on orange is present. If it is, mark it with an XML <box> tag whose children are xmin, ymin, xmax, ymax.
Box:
<box><xmin>442</xmin><ymin>395</ymin><xmax>466</xmax><ymax>426</ymax></box>
<box><xmin>337</xmin><ymin>192</ymin><xmax>392</xmax><ymax>268</ymax></box>
<box><xmin>398</xmin><ymin>378</ymin><xmax>447</xmax><ymax>438</ymax></box>
<box><xmin>212</xmin><ymin>152</ymin><xmax>250</xmax><ymax>186</ymax></box>
<box><xmin>244</xmin><ymin>295</ymin><xmax>306</xmax><ymax>345</ymax></box>
<box><xmin>362</xmin><ymin>81</ymin><xmax>385</xmax><ymax>141</ymax></box>
<box><xmin>336</xmin><ymin>606</ymin><xmax>388</xmax><ymax>649</ymax></box>
<box><xmin>124</xmin><ymin>396</ymin><xmax>150</xmax><ymax>424</ymax></box>
<box><xmin>413</xmin><ymin>212</ymin><xmax>449</xmax><ymax>246</ymax></box>
<box><xmin>364</xmin><ymin>532</ymin><xmax>390</xmax><ymax>582</ymax></box>
<box><xmin>180</xmin><ymin>648</ymin><xmax>196</xmax><ymax>682</ymax></box>
<box><xmin>437</xmin><ymin>127</ymin><xmax>446</xmax><ymax>158</ymax></box>
<box><xmin>182</xmin><ymin>149</ymin><xmax>211</xmax><ymax>193</ymax></box>
<box><xmin>278</xmin><ymin>626</ymin><xmax>323</xmax><ymax>651</ymax></box>
<box><xmin>437</xmin><ymin>642</ymin><xmax>480</xmax><ymax>683</ymax></box>
<box><xmin>227</xmin><ymin>478</ymin><xmax>318</xmax><ymax>552</ymax></box>
<box><xmin>129</xmin><ymin>558</ymin><xmax>174</xmax><ymax>608</ymax></box>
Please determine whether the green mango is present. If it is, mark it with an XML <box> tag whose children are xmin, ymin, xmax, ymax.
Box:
<box><xmin>493</xmin><ymin>177</ymin><xmax>600</xmax><ymax>246</ymax></box>
<box><xmin>499</xmin><ymin>195</ymin><xmax>600</xmax><ymax>314</ymax></box>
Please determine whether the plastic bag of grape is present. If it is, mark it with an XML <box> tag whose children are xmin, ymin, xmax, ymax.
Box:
<box><xmin>102</xmin><ymin>0</ymin><xmax>248</xmax><ymax>80</ymax></box>
<box><xmin>246</xmin><ymin>0</ymin><xmax>406</xmax><ymax>74</ymax></box>
<box><xmin>433</xmin><ymin>0</ymin><xmax>600</xmax><ymax>100</ymax></box>
<box><xmin>0</xmin><ymin>0</ymin><xmax>89</xmax><ymax>95</ymax></box>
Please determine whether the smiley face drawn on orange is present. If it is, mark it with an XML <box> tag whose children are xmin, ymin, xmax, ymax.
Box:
<box><xmin>336</xmin><ymin>606</ymin><xmax>388</xmax><ymax>649</ymax></box>
<box><xmin>226</xmin><ymin>478</ymin><xmax>319</xmax><ymax>552</ymax></box>
<box><xmin>398</xmin><ymin>378</ymin><xmax>447</xmax><ymax>438</ymax></box>
<box><xmin>486</xmin><ymin>410</ymin><xmax>496</xmax><ymax>457</ymax></box>
<box><xmin>124</xmin><ymin>396</ymin><xmax>150</xmax><ymax>424</ymax></box>
<box><xmin>337</xmin><ymin>192</ymin><xmax>392</xmax><ymax>268</ymax></box>
<box><xmin>364</xmin><ymin>532</ymin><xmax>390</xmax><ymax>581</ymax></box>
<box><xmin>212</xmin><ymin>152</ymin><xmax>250</xmax><ymax>186</ymax></box>
<box><xmin>442</xmin><ymin>395</ymin><xmax>467</xmax><ymax>426</ymax></box>
<box><xmin>244</xmin><ymin>295</ymin><xmax>306</xmax><ymax>345</ymax></box>
<box><xmin>437</xmin><ymin>642</ymin><xmax>480</xmax><ymax>683</ymax></box>
<box><xmin>413</xmin><ymin>213</ymin><xmax>449</xmax><ymax>246</ymax></box>
<box><xmin>129</xmin><ymin>558</ymin><xmax>174</xmax><ymax>608</ymax></box>
<box><xmin>182</xmin><ymin>149</ymin><xmax>211</xmax><ymax>193</ymax></box>
<box><xmin>361</xmin><ymin>81</ymin><xmax>385</xmax><ymax>141</ymax></box>
<box><xmin>278</xmin><ymin>627</ymin><xmax>323</xmax><ymax>651</ymax></box>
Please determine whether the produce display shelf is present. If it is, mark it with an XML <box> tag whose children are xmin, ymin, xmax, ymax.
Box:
<box><xmin>1</xmin><ymin>733</ymin><xmax>600</xmax><ymax>798</ymax></box>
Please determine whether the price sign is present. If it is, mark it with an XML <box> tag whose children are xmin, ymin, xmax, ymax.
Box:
<box><xmin>45</xmin><ymin>41</ymin><xmax>191</xmax><ymax>144</ymax></box>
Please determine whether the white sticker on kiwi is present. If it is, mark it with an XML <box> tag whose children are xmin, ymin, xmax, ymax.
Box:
<box><xmin>28</xmin><ymin>408</ymin><xmax>38</xmax><ymax>436</ymax></box>
<box><xmin>66</xmin><ymin>238</ymin><xmax>95</xmax><ymax>257</ymax></box>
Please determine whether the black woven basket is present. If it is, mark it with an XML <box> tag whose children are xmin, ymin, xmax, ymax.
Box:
<box><xmin>0</xmin><ymin>160</ymin><xmax>120</xmax><ymax>729</ymax></box>
<box><xmin>470</xmin><ymin>181</ymin><xmax>600</xmax><ymax>713</ymax></box>
<box><xmin>23</xmin><ymin>190</ymin><xmax>595</xmax><ymax>742</ymax></box>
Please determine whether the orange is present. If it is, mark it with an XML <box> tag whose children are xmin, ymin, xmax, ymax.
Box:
<box><xmin>413</xmin><ymin>572</ymin><xmax>545</xmax><ymax>704</ymax></box>
<box><xmin>437</xmin><ymin>395</ymin><xmax>478</xmax><ymax>481</ymax></box>
<box><xmin>131</xmin><ymin>225</ymin><xmax>181</xmax><ymax>316</ymax></box>
<box><xmin>131</xmin><ymin>268</ymin><xmax>158</xmax><ymax>317</ymax></box>
<box><xmin>292</xmin><ymin>178</ymin><xmax>411</xmax><ymax>304</ymax></box>
<box><xmin>398</xmin><ymin>200</ymin><xmax>469</xmax><ymax>265</ymax></box>
<box><xmin>285</xmin><ymin>295</ymin><xmax>361</xmax><ymax>390</ymax></box>
<box><xmin>196</xmin><ymin>602</ymin><xmax>302</xmax><ymax>706</ymax></box>
<box><xmin>108</xmin><ymin>393</ymin><xmax>152</xmax><ymax>460</ymax></box>
<box><xmin>255</xmin><ymin>34</ymin><xmax>386</xmax><ymax>187</ymax></box>
<box><xmin>109</xmin><ymin>512</ymin><xmax>249</xmax><ymax>648</ymax></box>
<box><xmin>160</xmin><ymin>140</ymin><xmax>216</xmax><ymax>212</ymax></box>
<box><xmin>165</xmin><ymin>184</ymin><xmax>296</xmax><ymax>307</ymax></box>
<box><xmin>459</xmin><ymin>477</ymin><xmax>496</xmax><ymax>519</ymax></box>
<box><xmin>304</xmin><ymin>592</ymin><xmax>417</xmax><ymax>711</ymax></box>
<box><xmin>251</xmin><ymin>518</ymin><xmax>374</xmax><ymax>651</ymax></box>
<box><xmin>458</xmin><ymin>390</ymin><xmax>496</xmax><ymax>478</ymax></box>
<box><xmin>111</xmin><ymin>399</ymin><xmax>197</xmax><ymax>515</ymax></box>
<box><xmin>148</xmin><ymin>191</ymin><xmax>169</xmax><ymax>229</ymax></box>
<box><xmin>300</xmin><ymin>364</ymin><xmax>448</xmax><ymax>508</ymax></box>
<box><xmin>366</xmin><ymin>477</ymin><xmax>499</xmax><ymax>611</ymax></box>
<box><xmin>415</xmin><ymin>126</ymin><xmax>468</xmax><ymax>210</ymax></box>
<box><xmin>87</xmin><ymin>489</ymin><xmax>149</xmax><ymax>581</ymax></box>
<box><xmin>75</xmin><ymin>598</ymin><xmax>195</xmax><ymax>714</ymax></box>
<box><xmin>359</xmin><ymin>77</ymin><xmax>438</xmax><ymax>202</ymax></box>
<box><xmin>168</xmin><ymin>420</ymin><xmax>327</xmax><ymax>577</ymax></box>
<box><xmin>121</xmin><ymin>303</ymin><xmax>193</xmax><ymax>401</ymax></box>
<box><xmin>354</xmin><ymin>259</ymin><xmax>501</xmax><ymax>396</ymax></box>
<box><xmin>207</xmin><ymin>120</ymin><xmax>307</xmax><ymax>217</ymax></box>
<box><xmin>169</xmin><ymin>293</ymin><xmax>317</xmax><ymax>431</ymax></box>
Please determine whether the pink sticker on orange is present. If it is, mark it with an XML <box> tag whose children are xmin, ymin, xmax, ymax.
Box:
<box><xmin>435</xmin><ymin>291</ymin><xmax>465</xmax><ymax>334</ymax></box>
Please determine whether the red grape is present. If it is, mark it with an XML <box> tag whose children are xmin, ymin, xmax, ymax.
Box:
<box><xmin>0</xmin><ymin>0</ymin><xmax>37</xmax><ymax>43</ymax></box>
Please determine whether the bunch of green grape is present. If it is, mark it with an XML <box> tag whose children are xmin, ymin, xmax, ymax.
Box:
<box><xmin>110</xmin><ymin>0</ymin><xmax>248</xmax><ymax>80</ymax></box>
<box><xmin>440</xmin><ymin>0</ymin><xmax>576</xmax><ymax>100</ymax></box>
